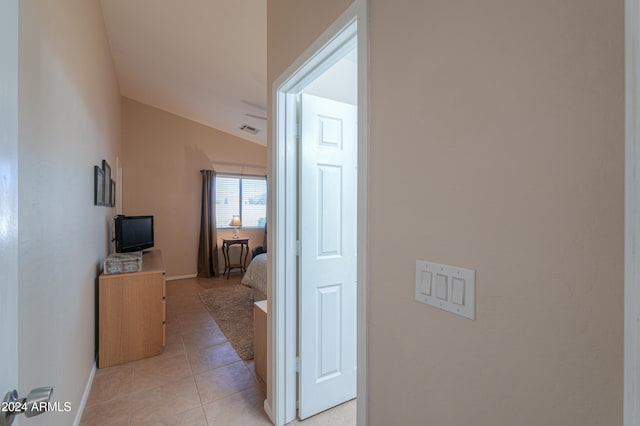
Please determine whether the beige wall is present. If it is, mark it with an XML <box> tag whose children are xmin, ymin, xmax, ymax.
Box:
<box><xmin>268</xmin><ymin>0</ymin><xmax>624</xmax><ymax>424</ymax></box>
<box><xmin>18</xmin><ymin>0</ymin><xmax>121</xmax><ymax>424</ymax></box>
<box><xmin>267</xmin><ymin>0</ymin><xmax>353</xmax><ymax>82</ymax></box>
<box><xmin>121</xmin><ymin>98</ymin><xmax>267</xmax><ymax>278</ymax></box>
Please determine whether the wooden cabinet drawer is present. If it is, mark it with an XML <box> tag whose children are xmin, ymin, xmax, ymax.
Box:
<box><xmin>98</xmin><ymin>250</ymin><xmax>166</xmax><ymax>368</ymax></box>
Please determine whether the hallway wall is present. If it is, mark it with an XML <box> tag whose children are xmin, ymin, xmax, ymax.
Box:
<box><xmin>267</xmin><ymin>0</ymin><xmax>624</xmax><ymax>424</ymax></box>
<box><xmin>18</xmin><ymin>0</ymin><xmax>121</xmax><ymax>423</ymax></box>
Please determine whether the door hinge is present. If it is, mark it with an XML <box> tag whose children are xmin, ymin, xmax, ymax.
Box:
<box><xmin>296</xmin><ymin>356</ymin><xmax>300</xmax><ymax>372</ymax></box>
<box><xmin>296</xmin><ymin>240</ymin><xmax>301</xmax><ymax>256</ymax></box>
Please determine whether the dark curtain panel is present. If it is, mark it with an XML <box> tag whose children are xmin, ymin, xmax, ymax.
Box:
<box><xmin>197</xmin><ymin>170</ymin><xmax>219</xmax><ymax>277</ymax></box>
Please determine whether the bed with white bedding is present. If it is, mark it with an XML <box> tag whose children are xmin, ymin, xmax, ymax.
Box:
<box><xmin>242</xmin><ymin>253</ymin><xmax>267</xmax><ymax>301</ymax></box>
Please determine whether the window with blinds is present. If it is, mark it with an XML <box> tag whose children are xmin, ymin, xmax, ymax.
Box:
<box><xmin>215</xmin><ymin>175</ymin><xmax>266</xmax><ymax>228</ymax></box>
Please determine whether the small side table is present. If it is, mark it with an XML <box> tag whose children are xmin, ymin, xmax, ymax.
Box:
<box><xmin>221</xmin><ymin>238</ymin><xmax>250</xmax><ymax>279</ymax></box>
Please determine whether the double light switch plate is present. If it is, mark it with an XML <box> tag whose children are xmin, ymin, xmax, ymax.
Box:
<box><xmin>415</xmin><ymin>260</ymin><xmax>475</xmax><ymax>320</ymax></box>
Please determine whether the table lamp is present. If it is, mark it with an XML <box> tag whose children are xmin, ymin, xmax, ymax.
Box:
<box><xmin>229</xmin><ymin>215</ymin><xmax>242</xmax><ymax>239</ymax></box>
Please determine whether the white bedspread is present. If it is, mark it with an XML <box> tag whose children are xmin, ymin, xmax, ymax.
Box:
<box><xmin>242</xmin><ymin>253</ymin><xmax>267</xmax><ymax>301</ymax></box>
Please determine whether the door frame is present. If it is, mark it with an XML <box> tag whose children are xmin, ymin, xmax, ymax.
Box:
<box><xmin>269</xmin><ymin>1</ymin><xmax>368</xmax><ymax>425</ymax></box>
<box><xmin>625</xmin><ymin>0</ymin><xmax>640</xmax><ymax>423</ymax></box>
<box><xmin>0</xmin><ymin>0</ymin><xmax>19</xmax><ymax>400</ymax></box>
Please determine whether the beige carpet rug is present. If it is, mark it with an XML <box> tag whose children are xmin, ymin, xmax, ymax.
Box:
<box><xmin>198</xmin><ymin>285</ymin><xmax>254</xmax><ymax>360</ymax></box>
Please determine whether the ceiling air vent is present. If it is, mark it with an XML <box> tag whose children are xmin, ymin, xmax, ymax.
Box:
<box><xmin>240</xmin><ymin>124</ymin><xmax>260</xmax><ymax>135</ymax></box>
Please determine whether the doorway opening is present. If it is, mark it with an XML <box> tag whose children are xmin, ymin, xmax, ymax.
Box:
<box><xmin>269</xmin><ymin>3</ymin><xmax>368</xmax><ymax>426</ymax></box>
<box><xmin>297</xmin><ymin>44</ymin><xmax>358</xmax><ymax>421</ymax></box>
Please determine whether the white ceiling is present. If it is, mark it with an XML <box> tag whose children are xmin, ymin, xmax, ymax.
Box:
<box><xmin>100</xmin><ymin>0</ymin><xmax>267</xmax><ymax>145</ymax></box>
<box><xmin>303</xmin><ymin>48</ymin><xmax>357</xmax><ymax>105</ymax></box>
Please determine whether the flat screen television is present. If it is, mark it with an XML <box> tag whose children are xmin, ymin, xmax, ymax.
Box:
<box><xmin>114</xmin><ymin>215</ymin><xmax>154</xmax><ymax>253</ymax></box>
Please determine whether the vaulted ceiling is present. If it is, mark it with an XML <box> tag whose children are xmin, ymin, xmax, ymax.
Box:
<box><xmin>100</xmin><ymin>0</ymin><xmax>267</xmax><ymax>145</ymax></box>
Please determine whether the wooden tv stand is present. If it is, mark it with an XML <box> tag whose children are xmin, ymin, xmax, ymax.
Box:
<box><xmin>98</xmin><ymin>249</ymin><xmax>166</xmax><ymax>368</ymax></box>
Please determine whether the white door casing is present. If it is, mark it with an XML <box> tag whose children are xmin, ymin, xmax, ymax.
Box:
<box><xmin>0</xmin><ymin>0</ymin><xmax>20</xmax><ymax>402</ymax></box>
<box><xmin>625</xmin><ymin>0</ymin><xmax>640</xmax><ymax>424</ymax></box>
<box><xmin>298</xmin><ymin>94</ymin><xmax>357</xmax><ymax>419</ymax></box>
<box><xmin>271</xmin><ymin>6</ymin><xmax>367</xmax><ymax>424</ymax></box>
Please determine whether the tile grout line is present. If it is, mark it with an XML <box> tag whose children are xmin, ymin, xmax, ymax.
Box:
<box><xmin>182</xmin><ymin>332</ymin><xmax>209</xmax><ymax>426</ymax></box>
<box><xmin>175</xmin><ymin>288</ymin><xmax>227</xmax><ymax>426</ymax></box>
<box><xmin>172</xmin><ymin>290</ymin><xmax>210</xmax><ymax>426</ymax></box>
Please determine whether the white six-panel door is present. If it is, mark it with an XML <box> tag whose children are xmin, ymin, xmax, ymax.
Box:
<box><xmin>298</xmin><ymin>93</ymin><xmax>357</xmax><ymax>419</ymax></box>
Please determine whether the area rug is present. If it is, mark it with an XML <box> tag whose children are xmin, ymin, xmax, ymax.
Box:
<box><xmin>199</xmin><ymin>285</ymin><xmax>254</xmax><ymax>360</ymax></box>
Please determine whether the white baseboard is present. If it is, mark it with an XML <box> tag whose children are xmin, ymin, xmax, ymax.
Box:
<box><xmin>166</xmin><ymin>273</ymin><xmax>197</xmax><ymax>281</ymax></box>
<box><xmin>264</xmin><ymin>399</ymin><xmax>274</xmax><ymax>425</ymax></box>
<box><xmin>73</xmin><ymin>360</ymin><xmax>96</xmax><ymax>426</ymax></box>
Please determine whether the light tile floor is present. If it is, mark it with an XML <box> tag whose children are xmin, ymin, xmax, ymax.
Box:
<box><xmin>81</xmin><ymin>275</ymin><xmax>355</xmax><ymax>426</ymax></box>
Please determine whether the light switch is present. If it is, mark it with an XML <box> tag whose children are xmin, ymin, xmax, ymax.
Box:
<box><xmin>452</xmin><ymin>277</ymin><xmax>465</xmax><ymax>305</ymax></box>
<box><xmin>415</xmin><ymin>259</ymin><xmax>475</xmax><ymax>320</ymax></box>
<box><xmin>435</xmin><ymin>274</ymin><xmax>448</xmax><ymax>300</ymax></box>
<box><xmin>420</xmin><ymin>271</ymin><xmax>432</xmax><ymax>296</ymax></box>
